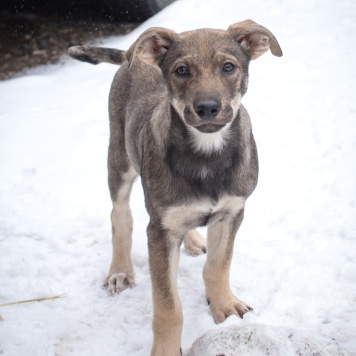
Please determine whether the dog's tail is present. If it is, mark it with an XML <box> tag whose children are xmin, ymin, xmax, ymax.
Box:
<box><xmin>68</xmin><ymin>46</ymin><xmax>126</xmax><ymax>65</ymax></box>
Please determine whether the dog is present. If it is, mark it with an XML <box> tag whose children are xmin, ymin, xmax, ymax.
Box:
<box><xmin>68</xmin><ymin>19</ymin><xmax>282</xmax><ymax>356</ymax></box>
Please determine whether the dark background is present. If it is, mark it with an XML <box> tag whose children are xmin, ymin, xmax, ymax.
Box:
<box><xmin>0</xmin><ymin>0</ymin><xmax>172</xmax><ymax>21</ymax></box>
<box><xmin>0</xmin><ymin>0</ymin><xmax>174</xmax><ymax>80</ymax></box>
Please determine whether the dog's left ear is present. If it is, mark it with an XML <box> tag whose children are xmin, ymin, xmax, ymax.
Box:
<box><xmin>126</xmin><ymin>27</ymin><xmax>176</xmax><ymax>67</ymax></box>
<box><xmin>228</xmin><ymin>20</ymin><xmax>283</xmax><ymax>59</ymax></box>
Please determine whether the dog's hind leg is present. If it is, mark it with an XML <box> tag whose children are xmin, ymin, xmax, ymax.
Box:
<box><xmin>183</xmin><ymin>230</ymin><xmax>206</xmax><ymax>256</ymax></box>
<box><xmin>104</xmin><ymin>165</ymin><xmax>137</xmax><ymax>294</ymax></box>
<box><xmin>104</xmin><ymin>120</ymin><xmax>138</xmax><ymax>293</ymax></box>
<box><xmin>203</xmin><ymin>201</ymin><xmax>253</xmax><ymax>323</ymax></box>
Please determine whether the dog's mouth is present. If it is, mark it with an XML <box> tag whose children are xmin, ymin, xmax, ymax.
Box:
<box><xmin>195</xmin><ymin>123</ymin><xmax>226</xmax><ymax>133</ymax></box>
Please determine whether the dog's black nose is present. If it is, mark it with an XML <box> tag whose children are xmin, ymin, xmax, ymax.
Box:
<box><xmin>194</xmin><ymin>99</ymin><xmax>221</xmax><ymax>120</ymax></box>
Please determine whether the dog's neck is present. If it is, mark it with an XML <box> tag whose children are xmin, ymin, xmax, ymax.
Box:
<box><xmin>164</xmin><ymin>108</ymin><xmax>246</xmax><ymax>199</ymax></box>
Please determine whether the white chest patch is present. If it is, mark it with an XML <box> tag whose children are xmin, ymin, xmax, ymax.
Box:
<box><xmin>187</xmin><ymin>122</ymin><xmax>232</xmax><ymax>154</ymax></box>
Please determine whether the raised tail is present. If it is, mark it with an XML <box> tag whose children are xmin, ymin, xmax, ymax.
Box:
<box><xmin>68</xmin><ymin>46</ymin><xmax>126</xmax><ymax>65</ymax></box>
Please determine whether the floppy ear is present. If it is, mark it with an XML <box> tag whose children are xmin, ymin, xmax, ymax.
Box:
<box><xmin>126</xmin><ymin>27</ymin><xmax>176</xmax><ymax>67</ymax></box>
<box><xmin>228</xmin><ymin>19</ymin><xmax>283</xmax><ymax>60</ymax></box>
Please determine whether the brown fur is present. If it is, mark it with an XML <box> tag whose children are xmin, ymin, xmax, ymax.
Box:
<box><xmin>68</xmin><ymin>19</ymin><xmax>282</xmax><ymax>356</ymax></box>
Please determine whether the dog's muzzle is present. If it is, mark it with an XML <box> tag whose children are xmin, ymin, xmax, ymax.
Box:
<box><xmin>195</xmin><ymin>122</ymin><xmax>226</xmax><ymax>133</ymax></box>
<box><xmin>194</xmin><ymin>98</ymin><xmax>221</xmax><ymax>120</ymax></box>
<box><xmin>193</xmin><ymin>98</ymin><xmax>225</xmax><ymax>133</ymax></box>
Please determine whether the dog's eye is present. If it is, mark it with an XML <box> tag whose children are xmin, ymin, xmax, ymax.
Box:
<box><xmin>176</xmin><ymin>66</ymin><xmax>189</xmax><ymax>76</ymax></box>
<box><xmin>222</xmin><ymin>62</ymin><xmax>235</xmax><ymax>74</ymax></box>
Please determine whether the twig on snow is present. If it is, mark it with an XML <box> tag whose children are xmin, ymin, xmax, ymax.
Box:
<box><xmin>0</xmin><ymin>293</ymin><xmax>66</xmax><ymax>307</ymax></box>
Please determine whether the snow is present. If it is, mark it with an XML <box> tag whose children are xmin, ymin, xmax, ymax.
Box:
<box><xmin>0</xmin><ymin>0</ymin><xmax>355</xmax><ymax>355</ymax></box>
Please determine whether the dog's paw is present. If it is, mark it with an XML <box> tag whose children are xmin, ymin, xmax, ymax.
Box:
<box><xmin>208</xmin><ymin>294</ymin><xmax>253</xmax><ymax>323</ymax></box>
<box><xmin>184</xmin><ymin>230</ymin><xmax>207</xmax><ymax>256</ymax></box>
<box><xmin>104</xmin><ymin>273</ymin><xmax>135</xmax><ymax>295</ymax></box>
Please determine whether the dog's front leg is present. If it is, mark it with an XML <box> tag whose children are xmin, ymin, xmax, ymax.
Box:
<box><xmin>203</xmin><ymin>208</ymin><xmax>252</xmax><ymax>323</ymax></box>
<box><xmin>147</xmin><ymin>221</ymin><xmax>183</xmax><ymax>356</ymax></box>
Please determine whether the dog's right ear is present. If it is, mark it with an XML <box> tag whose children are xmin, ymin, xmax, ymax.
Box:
<box><xmin>126</xmin><ymin>27</ymin><xmax>176</xmax><ymax>67</ymax></box>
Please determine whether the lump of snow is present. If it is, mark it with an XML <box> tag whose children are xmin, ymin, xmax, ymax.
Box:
<box><xmin>188</xmin><ymin>323</ymin><xmax>350</xmax><ymax>356</ymax></box>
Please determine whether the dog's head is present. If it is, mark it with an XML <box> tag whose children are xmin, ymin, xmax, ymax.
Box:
<box><xmin>126</xmin><ymin>20</ymin><xmax>282</xmax><ymax>134</ymax></box>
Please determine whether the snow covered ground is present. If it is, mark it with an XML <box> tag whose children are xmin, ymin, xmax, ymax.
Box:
<box><xmin>1</xmin><ymin>0</ymin><xmax>355</xmax><ymax>355</ymax></box>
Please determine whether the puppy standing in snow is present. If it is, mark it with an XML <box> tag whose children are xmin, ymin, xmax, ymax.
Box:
<box><xmin>69</xmin><ymin>19</ymin><xmax>282</xmax><ymax>356</ymax></box>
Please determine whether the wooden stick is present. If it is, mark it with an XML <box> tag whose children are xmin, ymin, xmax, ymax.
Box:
<box><xmin>0</xmin><ymin>293</ymin><xmax>66</xmax><ymax>307</ymax></box>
